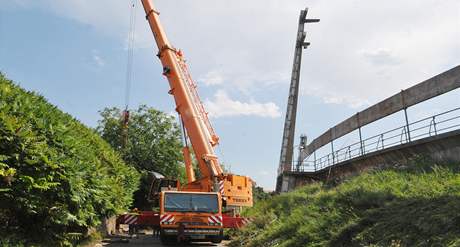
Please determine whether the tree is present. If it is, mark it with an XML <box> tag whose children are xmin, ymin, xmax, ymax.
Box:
<box><xmin>97</xmin><ymin>105</ymin><xmax>185</xmax><ymax>209</ymax></box>
<box><xmin>253</xmin><ymin>186</ymin><xmax>271</xmax><ymax>202</ymax></box>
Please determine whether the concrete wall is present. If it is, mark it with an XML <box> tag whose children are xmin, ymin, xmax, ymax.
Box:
<box><xmin>279</xmin><ymin>129</ymin><xmax>460</xmax><ymax>192</ymax></box>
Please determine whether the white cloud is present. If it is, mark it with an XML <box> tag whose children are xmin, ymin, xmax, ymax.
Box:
<box><xmin>205</xmin><ymin>90</ymin><xmax>281</xmax><ymax>118</ymax></box>
<box><xmin>302</xmin><ymin>84</ymin><xmax>371</xmax><ymax>109</ymax></box>
<box><xmin>299</xmin><ymin>0</ymin><xmax>460</xmax><ymax>107</ymax></box>
<box><xmin>10</xmin><ymin>0</ymin><xmax>460</xmax><ymax>109</ymax></box>
<box><xmin>322</xmin><ymin>94</ymin><xmax>370</xmax><ymax>109</ymax></box>
<box><xmin>361</xmin><ymin>48</ymin><xmax>401</xmax><ymax>66</ymax></box>
<box><xmin>198</xmin><ymin>70</ymin><xmax>224</xmax><ymax>86</ymax></box>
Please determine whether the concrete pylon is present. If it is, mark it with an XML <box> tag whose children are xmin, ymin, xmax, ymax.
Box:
<box><xmin>276</xmin><ymin>8</ymin><xmax>319</xmax><ymax>193</ymax></box>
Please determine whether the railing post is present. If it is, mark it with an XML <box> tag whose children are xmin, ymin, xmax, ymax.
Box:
<box><xmin>331</xmin><ymin>140</ymin><xmax>335</xmax><ymax>165</ymax></box>
<box><xmin>358</xmin><ymin>126</ymin><xmax>364</xmax><ymax>155</ymax></box>
<box><xmin>403</xmin><ymin>108</ymin><xmax>411</xmax><ymax>142</ymax></box>
<box><xmin>433</xmin><ymin>116</ymin><xmax>438</xmax><ymax>135</ymax></box>
<box><xmin>401</xmin><ymin>126</ymin><xmax>408</xmax><ymax>143</ymax></box>
<box><xmin>313</xmin><ymin>150</ymin><xmax>317</xmax><ymax>171</ymax></box>
<box><xmin>381</xmin><ymin>134</ymin><xmax>384</xmax><ymax>149</ymax></box>
<box><xmin>401</xmin><ymin>90</ymin><xmax>411</xmax><ymax>142</ymax></box>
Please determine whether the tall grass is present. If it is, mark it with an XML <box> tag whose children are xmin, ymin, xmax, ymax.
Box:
<box><xmin>230</xmin><ymin>158</ymin><xmax>460</xmax><ymax>247</ymax></box>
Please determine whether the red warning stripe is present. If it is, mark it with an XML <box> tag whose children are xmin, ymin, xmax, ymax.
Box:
<box><xmin>219</xmin><ymin>180</ymin><xmax>225</xmax><ymax>195</ymax></box>
<box><xmin>208</xmin><ymin>215</ymin><xmax>222</xmax><ymax>225</ymax></box>
<box><xmin>160</xmin><ymin>214</ymin><xmax>175</xmax><ymax>224</ymax></box>
<box><xmin>124</xmin><ymin>214</ymin><xmax>138</xmax><ymax>225</ymax></box>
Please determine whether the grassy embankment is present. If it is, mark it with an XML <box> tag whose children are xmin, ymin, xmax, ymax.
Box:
<box><xmin>230</xmin><ymin>158</ymin><xmax>460</xmax><ymax>247</ymax></box>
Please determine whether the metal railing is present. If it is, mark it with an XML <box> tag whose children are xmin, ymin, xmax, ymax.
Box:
<box><xmin>294</xmin><ymin>107</ymin><xmax>460</xmax><ymax>172</ymax></box>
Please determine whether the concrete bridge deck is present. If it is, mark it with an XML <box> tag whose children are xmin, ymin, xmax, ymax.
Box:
<box><xmin>276</xmin><ymin>66</ymin><xmax>460</xmax><ymax>192</ymax></box>
<box><xmin>279</xmin><ymin>129</ymin><xmax>460</xmax><ymax>191</ymax></box>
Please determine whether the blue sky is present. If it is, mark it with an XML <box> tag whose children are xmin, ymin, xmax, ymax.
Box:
<box><xmin>1</xmin><ymin>0</ymin><xmax>459</xmax><ymax>190</ymax></box>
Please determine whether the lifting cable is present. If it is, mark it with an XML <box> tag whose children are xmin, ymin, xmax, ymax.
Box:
<box><xmin>124</xmin><ymin>1</ymin><xmax>136</xmax><ymax>111</ymax></box>
<box><xmin>121</xmin><ymin>1</ymin><xmax>137</xmax><ymax>148</ymax></box>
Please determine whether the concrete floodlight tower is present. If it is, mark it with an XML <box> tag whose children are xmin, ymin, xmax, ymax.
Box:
<box><xmin>276</xmin><ymin>8</ymin><xmax>319</xmax><ymax>193</ymax></box>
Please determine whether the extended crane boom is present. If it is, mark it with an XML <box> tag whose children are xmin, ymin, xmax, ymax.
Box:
<box><xmin>116</xmin><ymin>2</ymin><xmax>254</xmax><ymax>241</ymax></box>
<box><xmin>140</xmin><ymin>0</ymin><xmax>252</xmax><ymax>208</ymax></box>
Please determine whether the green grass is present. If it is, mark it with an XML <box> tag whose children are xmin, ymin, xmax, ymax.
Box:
<box><xmin>230</xmin><ymin>157</ymin><xmax>460</xmax><ymax>247</ymax></box>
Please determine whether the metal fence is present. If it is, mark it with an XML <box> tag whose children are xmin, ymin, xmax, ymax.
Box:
<box><xmin>294</xmin><ymin>107</ymin><xmax>460</xmax><ymax>172</ymax></box>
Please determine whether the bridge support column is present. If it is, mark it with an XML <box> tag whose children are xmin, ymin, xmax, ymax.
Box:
<box><xmin>278</xmin><ymin>174</ymin><xmax>302</xmax><ymax>193</ymax></box>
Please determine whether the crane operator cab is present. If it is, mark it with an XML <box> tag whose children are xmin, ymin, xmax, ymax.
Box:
<box><xmin>147</xmin><ymin>171</ymin><xmax>179</xmax><ymax>203</ymax></box>
<box><xmin>159</xmin><ymin>191</ymin><xmax>223</xmax><ymax>244</ymax></box>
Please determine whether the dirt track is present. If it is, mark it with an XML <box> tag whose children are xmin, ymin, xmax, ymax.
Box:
<box><xmin>93</xmin><ymin>234</ymin><xmax>228</xmax><ymax>247</ymax></box>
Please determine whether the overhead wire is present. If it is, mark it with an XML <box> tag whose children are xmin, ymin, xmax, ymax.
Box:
<box><xmin>121</xmin><ymin>1</ymin><xmax>137</xmax><ymax>149</ymax></box>
<box><xmin>124</xmin><ymin>1</ymin><xmax>137</xmax><ymax>111</ymax></box>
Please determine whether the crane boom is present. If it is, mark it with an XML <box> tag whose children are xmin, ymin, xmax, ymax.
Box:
<box><xmin>140</xmin><ymin>0</ymin><xmax>252</xmax><ymax>208</ymax></box>
<box><xmin>141</xmin><ymin>0</ymin><xmax>221</xmax><ymax>179</ymax></box>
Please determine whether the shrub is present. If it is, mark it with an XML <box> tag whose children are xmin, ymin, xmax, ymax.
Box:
<box><xmin>0</xmin><ymin>74</ymin><xmax>139</xmax><ymax>246</ymax></box>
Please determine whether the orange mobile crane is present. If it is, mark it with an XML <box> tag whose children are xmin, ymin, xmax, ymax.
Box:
<box><xmin>124</xmin><ymin>0</ymin><xmax>253</xmax><ymax>243</ymax></box>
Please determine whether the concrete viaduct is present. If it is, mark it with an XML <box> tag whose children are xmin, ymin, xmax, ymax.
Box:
<box><xmin>276</xmin><ymin>65</ymin><xmax>460</xmax><ymax>192</ymax></box>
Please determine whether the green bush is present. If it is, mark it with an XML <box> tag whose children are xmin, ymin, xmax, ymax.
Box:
<box><xmin>230</xmin><ymin>158</ymin><xmax>460</xmax><ymax>247</ymax></box>
<box><xmin>0</xmin><ymin>74</ymin><xmax>139</xmax><ymax>246</ymax></box>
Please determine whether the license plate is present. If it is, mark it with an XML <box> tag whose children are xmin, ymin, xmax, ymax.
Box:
<box><xmin>190</xmin><ymin>235</ymin><xmax>205</xmax><ymax>239</ymax></box>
